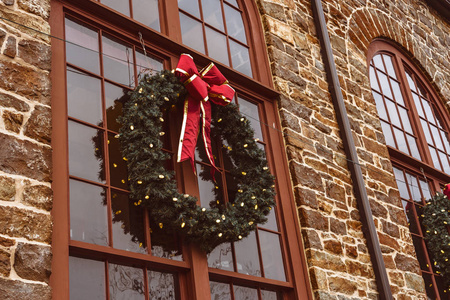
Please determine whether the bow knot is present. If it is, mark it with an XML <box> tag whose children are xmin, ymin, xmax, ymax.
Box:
<box><xmin>175</xmin><ymin>54</ymin><xmax>235</xmax><ymax>179</ymax></box>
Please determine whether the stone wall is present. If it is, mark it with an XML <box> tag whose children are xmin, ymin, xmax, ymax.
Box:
<box><xmin>257</xmin><ymin>0</ymin><xmax>449</xmax><ymax>299</ymax></box>
<box><xmin>0</xmin><ymin>0</ymin><xmax>52</xmax><ymax>299</ymax></box>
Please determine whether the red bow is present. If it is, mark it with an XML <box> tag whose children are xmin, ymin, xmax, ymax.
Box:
<box><xmin>175</xmin><ymin>54</ymin><xmax>235</xmax><ymax>179</ymax></box>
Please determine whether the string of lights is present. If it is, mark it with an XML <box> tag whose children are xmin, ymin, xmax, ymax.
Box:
<box><xmin>0</xmin><ymin>14</ymin><xmax>437</xmax><ymax>196</ymax></box>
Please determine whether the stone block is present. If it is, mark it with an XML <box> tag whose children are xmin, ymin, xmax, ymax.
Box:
<box><xmin>290</xmin><ymin>161</ymin><xmax>324</xmax><ymax>190</ymax></box>
<box><xmin>0</xmin><ymin>176</ymin><xmax>15</xmax><ymax>201</ymax></box>
<box><xmin>404</xmin><ymin>272</ymin><xmax>425</xmax><ymax>293</ymax></box>
<box><xmin>294</xmin><ymin>187</ymin><xmax>318</xmax><ymax>209</ymax></box>
<box><xmin>22</xmin><ymin>184</ymin><xmax>53</xmax><ymax>211</ymax></box>
<box><xmin>0</xmin><ymin>277</ymin><xmax>51</xmax><ymax>300</ymax></box>
<box><xmin>394</xmin><ymin>253</ymin><xmax>420</xmax><ymax>273</ymax></box>
<box><xmin>324</xmin><ymin>240</ymin><xmax>343</xmax><ymax>255</ymax></box>
<box><xmin>299</xmin><ymin>207</ymin><xmax>329</xmax><ymax>231</ymax></box>
<box><xmin>330</xmin><ymin>217</ymin><xmax>347</xmax><ymax>235</ymax></box>
<box><xmin>307</xmin><ymin>249</ymin><xmax>346</xmax><ymax>272</ymax></box>
<box><xmin>14</xmin><ymin>242</ymin><xmax>52</xmax><ymax>283</ymax></box>
<box><xmin>18</xmin><ymin>39</ymin><xmax>51</xmax><ymax>70</ymax></box>
<box><xmin>329</xmin><ymin>276</ymin><xmax>357</xmax><ymax>295</ymax></box>
<box><xmin>0</xmin><ymin>92</ymin><xmax>30</xmax><ymax>112</ymax></box>
<box><xmin>24</xmin><ymin>105</ymin><xmax>51</xmax><ymax>144</ymax></box>
<box><xmin>18</xmin><ymin>0</ymin><xmax>50</xmax><ymax>20</ymax></box>
<box><xmin>3</xmin><ymin>110</ymin><xmax>23</xmax><ymax>133</ymax></box>
<box><xmin>3</xmin><ymin>36</ymin><xmax>16</xmax><ymax>58</ymax></box>
<box><xmin>0</xmin><ymin>248</ymin><xmax>11</xmax><ymax>276</ymax></box>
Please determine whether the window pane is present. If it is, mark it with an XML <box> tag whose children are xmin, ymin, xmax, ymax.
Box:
<box><xmin>178</xmin><ymin>0</ymin><xmax>200</xmax><ymax>18</ymax></box>
<box><xmin>440</xmin><ymin>130</ymin><xmax>450</xmax><ymax>151</ymax></box>
<box><xmin>70</xmin><ymin>179</ymin><xmax>108</xmax><ymax>245</ymax></box>
<box><xmin>105</xmin><ymin>82</ymin><xmax>127</xmax><ymax>132</ymax></box>
<box><xmin>393</xmin><ymin>167</ymin><xmax>409</xmax><ymax>199</ymax></box>
<box><xmin>210</xmin><ymin>281</ymin><xmax>231</xmax><ymax>300</ymax></box>
<box><xmin>398</xmin><ymin>107</ymin><xmax>412</xmax><ymax>133</ymax></box>
<box><xmin>429</xmin><ymin>146</ymin><xmax>441</xmax><ymax>170</ymax></box>
<box><xmin>380</xmin><ymin>121</ymin><xmax>395</xmax><ymax>147</ymax></box>
<box><xmin>135</xmin><ymin>51</ymin><xmax>164</xmax><ymax>80</ymax></box>
<box><xmin>406</xmin><ymin>71</ymin><xmax>416</xmax><ymax>92</ymax></box>
<box><xmin>108</xmin><ymin>133</ymin><xmax>129</xmax><ymax>189</ymax></box>
<box><xmin>226</xmin><ymin>0</ymin><xmax>239</xmax><ymax>7</ymax></box>
<box><xmin>406</xmin><ymin>135</ymin><xmax>421</xmax><ymax>160</ymax></box>
<box><xmin>65</xmin><ymin>18</ymin><xmax>100</xmax><ymax>74</ymax></box>
<box><xmin>377</xmin><ymin>72</ymin><xmax>393</xmax><ymax>99</ymax></box>
<box><xmin>405</xmin><ymin>173</ymin><xmax>421</xmax><ymax>202</ymax></box>
<box><xmin>373</xmin><ymin>91</ymin><xmax>387</xmax><ymax>120</ymax></box>
<box><xmin>133</xmin><ymin>0</ymin><xmax>160</xmax><ymax>31</ymax></box>
<box><xmin>202</xmin><ymin>0</ymin><xmax>224</xmax><ymax>31</ymax></box>
<box><xmin>430</xmin><ymin>125</ymin><xmax>443</xmax><ymax>150</ymax></box>
<box><xmin>369</xmin><ymin>66</ymin><xmax>380</xmax><ymax>92</ymax></box>
<box><xmin>148</xmin><ymin>271</ymin><xmax>177</xmax><ymax>300</ymax></box>
<box><xmin>372</xmin><ymin>54</ymin><xmax>384</xmax><ymax>71</ymax></box>
<box><xmin>382</xmin><ymin>54</ymin><xmax>396</xmax><ymax>79</ymax></box>
<box><xmin>109</xmin><ymin>264</ymin><xmax>145</xmax><ymax>300</ymax></box>
<box><xmin>261</xmin><ymin>290</ymin><xmax>279</xmax><ymax>300</ymax></box>
<box><xmin>233</xmin><ymin>285</ymin><xmax>258</xmax><ymax>300</ymax></box>
<box><xmin>224</xmin><ymin>4</ymin><xmax>247</xmax><ymax>44</ymax></box>
<box><xmin>68</xmin><ymin>121</ymin><xmax>105</xmax><ymax>183</ymax></box>
<box><xmin>69</xmin><ymin>257</ymin><xmax>106</xmax><ymax>300</ymax></box>
<box><xmin>422</xmin><ymin>273</ymin><xmax>437</xmax><ymax>300</ymax></box>
<box><xmin>385</xmin><ymin>99</ymin><xmax>401</xmax><ymax>128</ymax></box>
<box><xmin>419</xmin><ymin>179</ymin><xmax>431</xmax><ymax>199</ymax></box>
<box><xmin>111</xmin><ymin>190</ymin><xmax>146</xmax><ymax>253</ymax></box>
<box><xmin>208</xmin><ymin>242</ymin><xmax>234</xmax><ymax>271</ymax></box>
<box><xmin>420</xmin><ymin>119</ymin><xmax>433</xmax><ymax>145</ymax></box>
<box><xmin>411</xmin><ymin>235</ymin><xmax>429</xmax><ymax>271</ymax></box>
<box><xmin>402</xmin><ymin>200</ymin><xmax>419</xmax><ymax>234</ymax></box>
<box><xmin>150</xmin><ymin>222</ymin><xmax>183</xmax><ymax>261</ymax></box>
<box><xmin>67</xmin><ymin>68</ymin><xmax>102</xmax><ymax>125</ymax></box>
<box><xmin>422</xmin><ymin>99</ymin><xmax>435</xmax><ymax>124</ymax></box>
<box><xmin>393</xmin><ymin>128</ymin><xmax>408</xmax><ymax>154</ymax></box>
<box><xmin>197</xmin><ymin>163</ymin><xmax>223</xmax><ymax>208</ymax></box>
<box><xmin>259</xmin><ymin>208</ymin><xmax>278</xmax><ymax>231</ymax></box>
<box><xmin>102</xmin><ymin>35</ymin><xmax>135</xmax><ymax>86</ymax></box>
<box><xmin>205</xmin><ymin>27</ymin><xmax>229</xmax><ymax>65</ymax></box>
<box><xmin>438</xmin><ymin>151</ymin><xmax>450</xmax><ymax>174</ymax></box>
<box><xmin>101</xmin><ymin>0</ymin><xmax>130</xmax><ymax>16</ymax></box>
<box><xmin>259</xmin><ymin>231</ymin><xmax>286</xmax><ymax>281</ymax></box>
<box><xmin>238</xmin><ymin>98</ymin><xmax>263</xmax><ymax>141</ymax></box>
<box><xmin>412</xmin><ymin>93</ymin><xmax>424</xmax><ymax>117</ymax></box>
<box><xmin>230</xmin><ymin>40</ymin><xmax>252</xmax><ymax>77</ymax></box>
<box><xmin>390</xmin><ymin>80</ymin><xmax>404</xmax><ymax>105</ymax></box>
<box><xmin>180</xmin><ymin>13</ymin><xmax>205</xmax><ymax>53</ymax></box>
<box><xmin>234</xmin><ymin>231</ymin><xmax>261</xmax><ymax>276</ymax></box>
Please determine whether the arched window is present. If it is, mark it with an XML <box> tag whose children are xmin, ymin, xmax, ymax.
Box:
<box><xmin>51</xmin><ymin>1</ymin><xmax>311</xmax><ymax>299</ymax></box>
<box><xmin>368</xmin><ymin>40</ymin><xmax>450</xmax><ymax>299</ymax></box>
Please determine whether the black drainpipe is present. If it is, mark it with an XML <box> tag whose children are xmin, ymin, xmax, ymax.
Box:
<box><xmin>310</xmin><ymin>0</ymin><xmax>393</xmax><ymax>299</ymax></box>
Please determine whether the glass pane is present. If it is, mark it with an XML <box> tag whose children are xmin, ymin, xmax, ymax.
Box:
<box><xmin>430</xmin><ymin>125</ymin><xmax>443</xmax><ymax>150</ymax></box>
<box><xmin>406</xmin><ymin>135</ymin><xmax>421</xmax><ymax>160</ymax></box>
<box><xmin>133</xmin><ymin>0</ymin><xmax>160</xmax><ymax>31</ymax></box>
<box><xmin>235</xmin><ymin>231</ymin><xmax>261</xmax><ymax>276</ymax></box>
<box><xmin>259</xmin><ymin>207</ymin><xmax>278</xmax><ymax>231</ymax></box>
<box><xmin>422</xmin><ymin>99</ymin><xmax>435</xmax><ymax>124</ymax></box>
<box><xmin>398</xmin><ymin>107</ymin><xmax>412</xmax><ymax>133</ymax></box>
<box><xmin>420</xmin><ymin>119</ymin><xmax>433</xmax><ymax>145</ymax></box>
<box><xmin>405</xmin><ymin>173</ymin><xmax>421</xmax><ymax>202</ymax></box>
<box><xmin>148</xmin><ymin>271</ymin><xmax>177</xmax><ymax>300</ymax></box>
<box><xmin>135</xmin><ymin>51</ymin><xmax>164</xmax><ymax>80</ymax></box>
<box><xmin>203</xmin><ymin>0</ymin><xmax>224</xmax><ymax>31</ymax></box>
<box><xmin>429</xmin><ymin>146</ymin><xmax>441</xmax><ymax>170</ymax></box>
<box><xmin>70</xmin><ymin>179</ymin><xmax>108</xmax><ymax>245</ymax></box>
<box><xmin>65</xmin><ymin>18</ymin><xmax>100</xmax><ymax>74</ymax></box>
<box><xmin>442</xmin><ymin>131</ymin><xmax>450</xmax><ymax>151</ymax></box>
<box><xmin>208</xmin><ymin>242</ymin><xmax>234</xmax><ymax>271</ymax></box>
<box><xmin>405</xmin><ymin>71</ymin><xmax>416</xmax><ymax>92</ymax></box>
<box><xmin>377</xmin><ymin>72</ymin><xmax>393</xmax><ymax>99</ymax></box>
<box><xmin>369</xmin><ymin>66</ymin><xmax>380</xmax><ymax>92</ymax></box>
<box><xmin>402</xmin><ymin>200</ymin><xmax>418</xmax><ymax>234</ymax></box>
<box><xmin>390</xmin><ymin>80</ymin><xmax>404</xmax><ymax>105</ymax></box>
<box><xmin>102</xmin><ymin>35</ymin><xmax>135</xmax><ymax>86</ymax></box>
<box><xmin>233</xmin><ymin>285</ymin><xmax>258</xmax><ymax>300</ymax></box>
<box><xmin>210</xmin><ymin>281</ymin><xmax>231</xmax><ymax>300</ymax></box>
<box><xmin>108</xmin><ymin>133</ymin><xmax>129</xmax><ymax>189</ymax></box>
<box><xmin>419</xmin><ymin>179</ymin><xmax>431</xmax><ymax>199</ymax></box>
<box><xmin>67</xmin><ymin>68</ymin><xmax>102</xmax><ymax>125</ymax></box>
<box><xmin>230</xmin><ymin>40</ymin><xmax>252</xmax><ymax>77</ymax></box>
<box><xmin>226</xmin><ymin>0</ymin><xmax>239</xmax><ymax>7</ymax></box>
<box><xmin>380</xmin><ymin>121</ymin><xmax>395</xmax><ymax>147</ymax></box>
<box><xmin>101</xmin><ymin>0</ymin><xmax>130</xmax><ymax>16</ymax></box>
<box><xmin>393</xmin><ymin>128</ymin><xmax>408</xmax><ymax>154</ymax></box>
<box><xmin>393</xmin><ymin>167</ymin><xmax>408</xmax><ymax>199</ymax></box>
<box><xmin>412</xmin><ymin>93</ymin><xmax>424</xmax><ymax>118</ymax></box>
<box><xmin>373</xmin><ymin>91</ymin><xmax>387</xmax><ymax>120</ymax></box>
<box><xmin>261</xmin><ymin>290</ymin><xmax>279</xmax><ymax>300</ymax></box>
<box><xmin>197</xmin><ymin>163</ymin><xmax>224</xmax><ymax>208</ymax></box>
<box><xmin>438</xmin><ymin>151</ymin><xmax>450</xmax><ymax>174</ymax></box>
<box><xmin>385</xmin><ymin>99</ymin><xmax>401</xmax><ymax>128</ymax></box>
<box><xmin>150</xmin><ymin>221</ymin><xmax>183</xmax><ymax>261</ymax></box>
<box><xmin>411</xmin><ymin>235</ymin><xmax>429</xmax><ymax>271</ymax></box>
<box><xmin>180</xmin><ymin>13</ymin><xmax>205</xmax><ymax>53</ymax></box>
<box><xmin>382</xmin><ymin>54</ymin><xmax>396</xmax><ymax>79</ymax></box>
<box><xmin>435</xmin><ymin>275</ymin><xmax>446</xmax><ymax>300</ymax></box>
<box><xmin>111</xmin><ymin>190</ymin><xmax>146</xmax><ymax>253</ymax></box>
<box><xmin>105</xmin><ymin>83</ymin><xmax>127</xmax><ymax>132</ymax></box>
<box><xmin>238</xmin><ymin>98</ymin><xmax>263</xmax><ymax>141</ymax></box>
<box><xmin>224</xmin><ymin>4</ymin><xmax>247</xmax><ymax>44</ymax></box>
<box><xmin>205</xmin><ymin>27</ymin><xmax>229</xmax><ymax>65</ymax></box>
<box><xmin>68</xmin><ymin>121</ymin><xmax>105</xmax><ymax>183</ymax></box>
<box><xmin>259</xmin><ymin>231</ymin><xmax>286</xmax><ymax>281</ymax></box>
<box><xmin>109</xmin><ymin>264</ymin><xmax>145</xmax><ymax>300</ymax></box>
<box><xmin>422</xmin><ymin>273</ymin><xmax>437</xmax><ymax>300</ymax></box>
<box><xmin>69</xmin><ymin>257</ymin><xmax>106</xmax><ymax>300</ymax></box>
<box><xmin>372</xmin><ymin>54</ymin><xmax>384</xmax><ymax>71</ymax></box>
<box><xmin>178</xmin><ymin>0</ymin><xmax>200</xmax><ymax>18</ymax></box>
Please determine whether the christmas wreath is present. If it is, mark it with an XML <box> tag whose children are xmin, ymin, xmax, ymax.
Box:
<box><xmin>118</xmin><ymin>58</ymin><xmax>275</xmax><ymax>253</ymax></box>
<box><xmin>423</xmin><ymin>184</ymin><xmax>450</xmax><ymax>290</ymax></box>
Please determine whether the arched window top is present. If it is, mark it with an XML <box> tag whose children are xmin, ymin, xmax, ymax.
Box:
<box><xmin>368</xmin><ymin>41</ymin><xmax>450</xmax><ymax>175</ymax></box>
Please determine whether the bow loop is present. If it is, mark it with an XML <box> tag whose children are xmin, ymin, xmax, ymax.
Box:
<box><xmin>175</xmin><ymin>54</ymin><xmax>199</xmax><ymax>82</ymax></box>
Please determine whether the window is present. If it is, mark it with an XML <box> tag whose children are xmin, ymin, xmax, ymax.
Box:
<box><xmin>51</xmin><ymin>1</ymin><xmax>311</xmax><ymax>299</ymax></box>
<box><xmin>368</xmin><ymin>40</ymin><xmax>450</xmax><ymax>299</ymax></box>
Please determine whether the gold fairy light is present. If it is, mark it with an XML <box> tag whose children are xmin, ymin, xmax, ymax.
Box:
<box><xmin>115</xmin><ymin>210</ymin><xmax>122</xmax><ymax>215</ymax></box>
<box><xmin>145</xmin><ymin>195</ymin><xmax>149</xmax><ymax>199</ymax></box>
<box><xmin>113</xmin><ymin>163</ymin><xmax>117</xmax><ymax>168</ymax></box>
<box><xmin>181</xmin><ymin>222</ymin><xmax>186</xmax><ymax>228</ymax></box>
<box><xmin>137</xmin><ymin>180</ymin><xmax>143</xmax><ymax>184</ymax></box>
<box><xmin>216</xmin><ymin>219</ymin><xmax>221</xmax><ymax>223</ymax></box>
<box><xmin>243</xmin><ymin>144</ymin><xmax>248</xmax><ymax>148</ymax></box>
<box><xmin>160</xmin><ymin>117</ymin><xmax>164</xmax><ymax>122</ymax></box>
<box><xmin>218</xmin><ymin>233</ymin><xmax>223</xmax><ymax>237</ymax></box>
<box><xmin>248</xmin><ymin>221</ymin><xmax>254</xmax><ymax>225</ymax></box>
<box><xmin>173</xmin><ymin>197</ymin><xmax>178</xmax><ymax>202</ymax></box>
<box><xmin>139</xmin><ymin>88</ymin><xmax>143</xmax><ymax>93</ymax></box>
<box><xmin>164</xmin><ymin>97</ymin><xmax>169</xmax><ymax>101</ymax></box>
<box><xmin>159</xmin><ymin>223</ymin><xmax>163</xmax><ymax>228</ymax></box>
<box><xmin>240</xmin><ymin>202</ymin><xmax>244</xmax><ymax>207</ymax></box>
<box><xmin>159</xmin><ymin>132</ymin><xmax>165</xmax><ymax>136</ymax></box>
<box><xmin>202</xmin><ymin>208</ymin><xmax>206</xmax><ymax>212</ymax></box>
<box><xmin>238</xmin><ymin>235</ymin><xmax>242</xmax><ymax>239</ymax></box>
<box><xmin>241</xmin><ymin>172</ymin><xmax>247</xmax><ymax>175</ymax></box>
<box><xmin>149</xmin><ymin>143</ymin><xmax>154</xmax><ymax>148</ymax></box>
<box><xmin>184</xmin><ymin>194</ymin><xmax>189</xmax><ymax>198</ymax></box>
<box><xmin>263</xmin><ymin>166</ymin><xmax>269</xmax><ymax>170</ymax></box>
<box><xmin>130</xmin><ymin>125</ymin><xmax>134</xmax><ymax>130</ymax></box>
<box><xmin>159</xmin><ymin>175</ymin><xmax>164</xmax><ymax>179</ymax></box>
<box><xmin>238</xmin><ymin>189</ymin><xmax>243</xmax><ymax>193</ymax></box>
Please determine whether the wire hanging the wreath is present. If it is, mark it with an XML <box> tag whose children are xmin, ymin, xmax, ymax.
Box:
<box><xmin>118</xmin><ymin>59</ymin><xmax>275</xmax><ymax>253</ymax></box>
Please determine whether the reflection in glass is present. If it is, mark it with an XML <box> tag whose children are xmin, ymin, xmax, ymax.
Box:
<box><xmin>148</xmin><ymin>271</ymin><xmax>177</xmax><ymax>299</ymax></box>
<box><xmin>398</xmin><ymin>108</ymin><xmax>412</xmax><ymax>133</ymax></box>
<box><xmin>197</xmin><ymin>163</ymin><xmax>224</xmax><ymax>208</ymax></box>
<box><xmin>133</xmin><ymin>0</ymin><xmax>160</xmax><ymax>31</ymax></box>
<box><xmin>67</xmin><ymin>68</ymin><xmax>102</xmax><ymax>125</ymax></box>
<box><xmin>108</xmin><ymin>133</ymin><xmax>129</xmax><ymax>189</ymax></box>
<box><xmin>109</xmin><ymin>264</ymin><xmax>145</xmax><ymax>300</ymax></box>
<box><xmin>380</xmin><ymin>121</ymin><xmax>395</xmax><ymax>147</ymax></box>
<box><xmin>259</xmin><ymin>231</ymin><xmax>286</xmax><ymax>281</ymax></box>
<box><xmin>208</xmin><ymin>242</ymin><xmax>234</xmax><ymax>271</ymax></box>
<box><xmin>65</xmin><ymin>18</ymin><xmax>100</xmax><ymax>74</ymax></box>
<box><xmin>224</xmin><ymin>4</ymin><xmax>246</xmax><ymax>44</ymax></box>
<box><xmin>421</xmin><ymin>119</ymin><xmax>433</xmax><ymax>145</ymax></box>
<box><xmin>210</xmin><ymin>281</ymin><xmax>231</xmax><ymax>300</ymax></box>
<box><xmin>385</xmin><ymin>100</ymin><xmax>400</xmax><ymax>128</ymax></box>
<box><xmin>438</xmin><ymin>151</ymin><xmax>450</xmax><ymax>174</ymax></box>
<box><xmin>369</xmin><ymin>67</ymin><xmax>379</xmax><ymax>92</ymax></box>
<box><xmin>261</xmin><ymin>290</ymin><xmax>279</xmax><ymax>300</ymax></box>
<box><xmin>259</xmin><ymin>208</ymin><xmax>278</xmax><ymax>231</ymax></box>
<box><xmin>230</xmin><ymin>40</ymin><xmax>252</xmax><ymax>77</ymax></box>
<box><xmin>70</xmin><ymin>179</ymin><xmax>108</xmax><ymax>245</ymax></box>
<box><xmin>412</xmin><ymin>93</ymin><xmax>424</xmax><ymax>117</ymax></box>
<box><xmin>405</xmin><ymin>71</ymin><xmax>416</xmax><ymax>91</ymax></box>
<box><xmin>178</xmin><ymin>0</ymin><xmax>200</xmax><ymax>18</ymax></box>
<box><xmin>205</xmin><ymin>28</ymin><xmax>229</xmax><ymax>65</ymax></box>
<box><xmin>393</xmin><ymin>167</ymin><xmax>408</xmax><ymax>199</ymax></box>
<box><xmin>68</xmin><ymin>121</ymin><xmax>105</xmax><ymax>183</ymax></box>
<box><xmin>419</xmin><ymin>179</ymin><xmax>431</xmax><ymax>199</ymax></box>
<box><xmin>373</xmin><ymin>92</ymin><xmax>387</xmax><ymax>120</ymax></box>
<box><xmin>429</xmin><ymin>146</ymin><xmax>441</xmax><ymax>170</ymax></box>
<box><xmin>235</xmin><ymin>231</ymin><xmax>261</xmax><ymax>276</ymax></box>
<box><xmin>135</xmin><ymin>51</ymin><xmax>164</xmax><ymax>80</ymax></box>
<box><xmin>382</xmin><ymin>54</ymin><xmax>396</xmax><ymax>79</ymax></box>
<box><xmin>390</xmin><ymin>80</ymin><xmax>404</xmax><ymax>105</ymax></box>
<box><xmin>203</xmin><ymin>0</ymin><xmax>224</xmax><ymax>31</ymax></box>
<box><xmin>111</xmin><ymin>191</ymin><xmax>146</xmax><ymax>253</ymax></box>
<box><xmin>405</xmin><ymin>173</ymin><xmax>421</xmax><ymax>202</ymax></box>
<box><xmin>238</xmin><ymin>98</ymin><xmax>262</xmax><ymax>141</ymax></box>
<box><xmin>150</xmin><ymin>221</ymin><xmax>183</xmax><ymax>261</ymax></box>
<box><xmin>430</xmin><ymin>125</ymin><xmax>443</xmax><ymax>150</ymax></box>
<box><xmin>69</xmin><ymin>257</ymin><xmax>106</xmax><ymax>300</ymax></box>
<box><xmin>422</xmin><ymin>273</ymin><xmax>437</xmax><ymax>300</ymax></box>
<box><xmin>234</xmin><ymin>285</ymin><xmax>258</xmax><ymax>300</ymax></box>
<box><xmin>411</xmin><ymin>235</ymin><xmax>428</xmax><ymax>270</ymax></box>
<box><xmin>180</xmin><ymin>13</ymin><xmax>205</xmax><ymax>53</ymax></box>
<box><xmin>393</xmin><ymin>128</ymin><xmax>408</xmax><ymax>154</ymax></box>
<box><xmin>372</xmin><ymin>54</ymin><xmax>384</xmax><ymax>71</ymax></box>
<box><xmin>105</xmin><ymin>82</ymin><xmax>128</xmax><ymax>132</ymax></box>
<box><xmin>406</xmin><ymin>135</ymin><xmax>421</xmax><ymax>160</ymax></box>
<box><xmin>421</xmin><ymin>100</ymin><xmax>435</xmax><ymax>124</ymax></box>
<box><xmin>102</xmin><ymin>35</ymin><xmax>134</xmax><ymax>86</ymax></box>
<box><xmin>101</xmin><ymin>0</ymin><xmax>130</xmax><ymax>16</ymax></box>
<box><xmin>377</xmin><ymin>72</ymin><xmax>393</xmax><ymax>100</ymax></box>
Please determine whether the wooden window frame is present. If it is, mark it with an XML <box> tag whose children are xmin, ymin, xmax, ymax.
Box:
<box><xmin>50</xmin><ymin>0</ymin><xmax>312</xmax><ymax>299</ymax></box>
<box><xmin>368</xmin><ymin>40</ymin><xmax>450</xmax><ymax>299</ymax></box>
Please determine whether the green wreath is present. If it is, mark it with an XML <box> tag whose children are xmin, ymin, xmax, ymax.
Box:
<box><xmin>423</xmin><ymin>190</ymin><xmax>450</xmax><ymax>291</ymax></box>
<box><xmin>118</xmin><ymin>70</ymin><xmax>275</xmax><ymax>253</ymax></box>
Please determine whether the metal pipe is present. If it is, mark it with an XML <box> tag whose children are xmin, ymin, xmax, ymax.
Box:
<box><xmin>310</xmin><ymin>0</ymin><xmax>393</xmax><ymax>299</ymax></box>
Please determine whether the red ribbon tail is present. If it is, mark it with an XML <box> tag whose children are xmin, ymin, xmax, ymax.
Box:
<box><xmin>200</xmin><ymin>101</ymin><xmax>220</xmax><ymax>181</ymax></box>
<box><xmin>177</xmin><ymin>98</ymin><xmax>201</xmax><ymax>175</ymax></box>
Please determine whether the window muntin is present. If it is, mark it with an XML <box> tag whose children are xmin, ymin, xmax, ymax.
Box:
<box><xmin>178</xmin><ymin>0</ymin><xmax>253</xmax><ymax>77</ymax></box>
